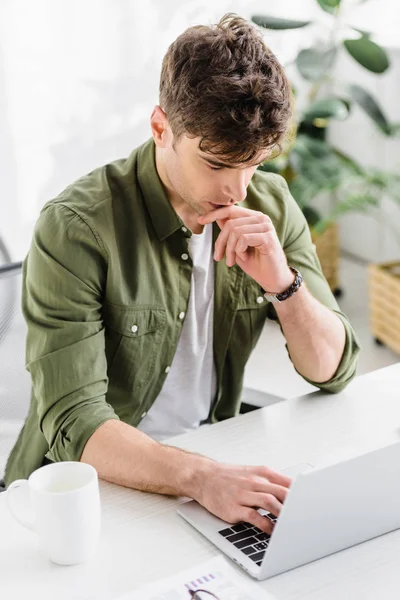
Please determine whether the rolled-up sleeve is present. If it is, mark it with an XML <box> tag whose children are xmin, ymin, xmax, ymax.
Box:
<box><xmin>23</xmin><ymin>202</ymin><xmax>119</xmax><ymax>463</ymax></box>
<box><xmin>267</xmin><ymin>176</ymin><xmax>361</xmax><ymax>393</ymax></box>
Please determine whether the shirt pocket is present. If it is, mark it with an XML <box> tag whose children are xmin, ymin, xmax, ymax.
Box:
<box><xmin>235</xmin><ymin>281</ymin><xmax>269</xmax><ymax>353</ymax></box>
<box><xmin>103</xmin><ymin>304</ymin><xmax>167</xmax><ymax>395</ymax></box>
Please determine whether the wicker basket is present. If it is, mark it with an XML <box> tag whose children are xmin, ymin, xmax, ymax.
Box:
<box><xmin>311</xmin><ymin>223</ymin><xmax>339</xmax><ymax>293</ymax></box>
<box><xmin>369</xmin><ymin>261</ymin><xmax>400</xmax><ymax>355</ymax></box>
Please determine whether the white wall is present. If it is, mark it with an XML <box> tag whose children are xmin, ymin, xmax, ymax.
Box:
<box><xmin>329</xmin><ymin>44</ymin><xmax>400</xmax><ymax>262</ymax></box>
<box><xmin>0</xmin><ymin>0</ymin><xmax>398</xmax><ymax>262</ymax></box>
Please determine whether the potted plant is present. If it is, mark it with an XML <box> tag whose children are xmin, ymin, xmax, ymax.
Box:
<box><xmin>252</xmin><ymin>0</ymin><xmax>399</xmax><ymax>295</ymax></box>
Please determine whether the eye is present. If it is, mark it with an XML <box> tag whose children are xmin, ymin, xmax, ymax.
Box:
<box><xmin>207</xmin><ymin>164</ymin><xmax>222</xmax><ymax>171</ymax></box>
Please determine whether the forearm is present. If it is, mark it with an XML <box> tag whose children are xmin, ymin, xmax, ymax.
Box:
<box><xmin>275</xmin><ymin>285</ymin><xmax>346</xmax><ymax>383</ymax></box>
<box><xmin>80</xmin><ymin>419</ymin><xmax>212</xmax><ymax>497</ymax></box>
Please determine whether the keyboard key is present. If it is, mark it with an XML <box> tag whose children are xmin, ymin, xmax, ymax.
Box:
<box><xmin>219</xmin><ymin>527</ymin><xmax>234</xmax><ymax>537</ymax></box>
<box><xmin>231</xmin><ymin>523</ymin><xmax>247</xmax><ymax>533</ymax></box>
<box><xmin>256</xmin><ymin>532</ymin><xmax>271</xmax><ymax>542</ymax></box>
<box><xmin>256</xmin><ymin>561</ymin><xmax>263</xmax><ymax>566</ymax></box>
<box><xmin>234</xmin><ymin>536</ymin><xmax>258</xmax><ymax>549</ymax></box>
<box><xmin>242</xmin><ymin>522</ymin><xmax>255</xmax><ymax>529</ymax></box>
<box><xmin>268</xmin><ymin>513</ymin><xmax>278</xmax><ymax>521</ymax></box>
<box><xmin>250</xmin><ymin>551</ymin><xmax>266</xmax><ymax>562</ymax></box>
<box><xmin>242</xmin><ymin>546</ymin><xmax>258</xmax><ymax>556</ymax></box>
<box><xmin>226</xmin><ymin>530</ymin><xmax>257</xmax><ymax>543</ymax></box>
<box><xmin>254</xmin><ymin>541</ymin><xmax>268</xmax><ymax>551</ymax></box>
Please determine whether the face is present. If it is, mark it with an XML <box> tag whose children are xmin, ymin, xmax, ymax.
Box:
<box><xmin>151</xmin><ymin>107</ymin><xmax>267</xmax><ymax>217</ymax></box>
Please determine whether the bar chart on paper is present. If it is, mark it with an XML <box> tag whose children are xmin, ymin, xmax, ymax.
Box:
<box><xmin>117</xmin><ymin>555</ymin><xmax>275</xmax><ymax>599</ymax></box>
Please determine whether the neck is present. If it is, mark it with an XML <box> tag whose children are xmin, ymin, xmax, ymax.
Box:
<box><xmin>154</xmin><ymin>145</ymin><xmax>203</xmax><ymax>234</ymax></box>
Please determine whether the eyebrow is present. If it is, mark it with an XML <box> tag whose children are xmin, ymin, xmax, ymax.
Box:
<box><xmin>199</xmin><ymin>155</ymin><xmax>266</xmax><ymax>169</ymax></box>
<box><xmin>200</xmin><ymin>156</ymin><xmax>235</xmax><ymax>169</ymax></box>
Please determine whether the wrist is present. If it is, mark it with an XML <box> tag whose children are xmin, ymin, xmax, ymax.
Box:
<box><xmin>261</xmin><ymin>266</ymin><xmax>295</xmax><ymax>295</ymax></box>
<box><xmin>272</xmin><ymin>267</ymin><xmax>296</xmax><ymax>294</ymax></box>
<box><xmin>171</xmin><ymin>448</ymin><xmax>215</xmax><ymax>499</ymax></box>
<box><xmin>274</xmin><ymin>282</ymin><xmax>307</xmax><ymax>313</ymax></box>
<box><xmin>263</xmin><ymin>266</ymin><xmax>303</xmax><ymax>304</ymax></box>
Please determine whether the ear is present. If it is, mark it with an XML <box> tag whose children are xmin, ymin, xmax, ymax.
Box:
<box><xmin>150</xmin><ymin>106</ymin><xmax>169</xmax><ymax>147</ymax></box>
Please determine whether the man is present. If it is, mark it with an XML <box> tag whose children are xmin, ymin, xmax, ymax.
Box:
<box><xmin>4</xmin><ymin>14</ymin><xmax>359</xmax><ymax>532</ymax></box>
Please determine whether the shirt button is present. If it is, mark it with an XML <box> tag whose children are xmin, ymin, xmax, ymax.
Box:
<box><xmin>256</xmin><ymin>296</ymin><xmax>264</xmax><ymax>304</ymax></box>
<box><xmin>179</xmin><ymin>311</ymin><xmax>185</xmax><ymax>320</ymax></box>
<box><xmin>141</xmin><ymin>411</ymin><xmax>147</xmax><ymax>418</ymax></box>
<box><xmin>165</xmin><ymin>366</ymin><xmax>171</xmax><ymax>373</ymax></box>
<box><xmin>131</xmin><ymin>324</ymin><xmax>138</xmax><ymax>333</ymax></box>
<box><xmin>181</xmin><ymin>253</ymin><xmax>189</xmax><ymax>261</ymax></box>
<box><xmin>181</xmin><ymin>227</ymin><xmax>188</xmax><ymax>233</ymax></box>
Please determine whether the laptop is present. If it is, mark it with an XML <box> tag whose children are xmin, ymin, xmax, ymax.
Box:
<box><xmin>177</xmin><ymin>441</ymin><xmax>400</xmax><ymax>580</ymax></box>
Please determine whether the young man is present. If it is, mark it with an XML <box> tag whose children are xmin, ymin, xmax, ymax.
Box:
<box><xmin>4</xmin><ymin>14</ymin><xmax>359</xmax><ymax>532</ymax></box>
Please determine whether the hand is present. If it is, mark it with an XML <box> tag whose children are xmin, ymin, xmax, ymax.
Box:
<box><xmin>193</xmin><ymin>462</ymin><xmax>292</xmax><ymax>534</ymax></box>
<box><xmin>198</xmin><ymin>206</ymin><xmax>294</xmax><ymax>293</ymax></box>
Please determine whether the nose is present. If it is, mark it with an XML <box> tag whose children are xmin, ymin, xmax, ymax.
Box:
<box><xmin>222</xmin><ymin>171</ymin><xmax>247</xmax><ymax>204</ymax></box>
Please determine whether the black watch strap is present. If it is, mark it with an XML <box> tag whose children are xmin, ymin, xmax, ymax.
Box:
<box><xmin>264</xmin><ymin>267</ymin><xmax>303</xmax><ymax>304</ymax></box>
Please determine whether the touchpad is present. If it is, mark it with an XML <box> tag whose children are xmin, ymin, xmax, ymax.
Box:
<box><xmin>282</xmin><ymin>462</ymin><xmax>314</xmax><ymax>479</ymax></box>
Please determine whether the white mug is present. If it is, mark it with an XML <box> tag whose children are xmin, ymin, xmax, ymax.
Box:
<box><xmin>6</xmin><ymin>461</ymin><xmax>101</xmax><ymax>565</ymax></box>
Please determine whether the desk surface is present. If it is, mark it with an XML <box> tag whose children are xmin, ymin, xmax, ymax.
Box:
<box><xmin>1</xmin><ymin>363</ymin><xmax>400</xmax><ymax>600</ymax></box>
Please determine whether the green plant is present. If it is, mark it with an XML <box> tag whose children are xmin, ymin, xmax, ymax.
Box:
<box><xmin>252</xmin><ymin>0</ymin><xmax>400</xmax><ymax>236</ymax></box>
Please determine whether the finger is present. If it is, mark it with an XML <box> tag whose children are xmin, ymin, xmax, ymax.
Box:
<box><xmin>216</xmin><ymin>218</ymin><xmax>230</xmax><ymax>231</ymax></box>
<box><xmin>253</xmin><ymin>466</ymin><xmax>293</xmax><ymax>489</ymax></box>
<box><xmin>220</xmin><ymin>216</ymin><xmax>264</xmax><ymax>230</ymax></box>
<box><xmin>235</xmin><ymin>251</ymin><xmax>249</xmax><ymax>264</ymax></box>
<box><xmin>217</xmin><ymin>223</ymin><xmax>272</xmax><ymax>264</ymax></box>
<box><xmin>239</xmin><ymin>508</ymin><xmax>275</xmax><ymax>534</ymax></box>
<box><xmin>214</xmin><ymin>219</ymin><xmax>268</xmax><ymax>261</ymax></box>
<box><xmin>233</xmin><ymin>233</ymin><xmax>271</xmax><ymax>261</ymax></box>
<box><xmin>198</xmin><ymin>205</ymin><xmax>252</xmax><ymax>225</ymax></box>
<box><xmin>241</xmin><ymin>491</ymin><xmax>284</xmax><ymax>516</ymax></box>
<box><xmin>224</xmin><ymin>228</ymin><xmax>244</xmax><ymax>267</ymax></box>
<box><xmin>249</xmin><ymin>481</ymin><xmax>289</xmax><ymax>504</ymax></box>
<box><xmin>225</xmin><ymin>228</ymin><xmax>266</xmax><ymax>266</ymax></box>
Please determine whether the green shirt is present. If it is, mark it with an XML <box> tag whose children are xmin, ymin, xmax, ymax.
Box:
<box><xmin>4</xmin><ymin>138</ymin><xmax>360</xmax><ymax>486</ymax></box>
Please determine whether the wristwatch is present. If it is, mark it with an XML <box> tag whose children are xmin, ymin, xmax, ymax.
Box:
<box><xmin>263</xmin><ymin>266</ymin><xmax>303</xmax><ymax>304</ymax></box>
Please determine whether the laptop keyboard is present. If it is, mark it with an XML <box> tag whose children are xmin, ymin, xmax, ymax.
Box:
<box><xmin>218</xmin><ymin>514</ymin><xmax>278</xmax><ymax>566</ymax></box>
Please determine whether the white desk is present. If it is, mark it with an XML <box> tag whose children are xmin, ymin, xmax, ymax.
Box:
<box><xmin>1</xmin><ymin>363</ymin><xmax>400</xmax><ymax>599</ymax></box>
<box><xmin>243</xmin><ymin>320</ymin><xmax>317</xmax><ymax>404</ymax></box>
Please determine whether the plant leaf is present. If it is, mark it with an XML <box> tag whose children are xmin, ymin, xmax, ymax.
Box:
<box><xmin>331</xmin><ymin>148</ymin><xmax>365</xmax><ymax>176</ymax></box>
<box><xmin>287</xmin><ymin>136</ymin><xmax>346</xmax><ymax>207</ymax></box>
<box><xmin>343</xmin><ymin>36</ymin><xmax>390</xmax><ymax>73</ymax></box>
<box><xmin>296</xmin><ymin>47</ymin><xmax>337</xmax><ymax>81</ymax></box>
<box><xmin>330</xmin><ymin>194</ymin><xmax>379</xmax><ymax>220</ymax></box>
<box><xmin>316</xmin><ymin>0</ymin><xmax>341</xmax><ymax>14</ymax></box>
<box><xmin>302</xmin><ymin>96</ymin><xmax>350</xmax><ymax>121</ymax></box>
<box><xmin>388</xmin><ymin>122</ymin><xmax>400</xmax><ymax>136</ymax></box>
<box><xmin>251</xmin><ymin>15</ymin><xmax>311</xmax><ymax>30</ymax></box>
<box><xmin>346</xmin><ymin>84</ymin><xmax>392</xmax><ymax>134</ymax></box>
<box><xmin>351</xmin><ymin>27</ymin><xmax>371</xmax><ymax>38</ymax></box>
<box><xmin>257</xmin><ymin>161</ymin><xmax>282</xmax><ymax>175</ymax></box>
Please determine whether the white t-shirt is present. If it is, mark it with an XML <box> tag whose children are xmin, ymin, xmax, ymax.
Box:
<box><xmin>137</xmin><ymin>224</ymin><xmax>217</xmax><ymax>440</ymax></box>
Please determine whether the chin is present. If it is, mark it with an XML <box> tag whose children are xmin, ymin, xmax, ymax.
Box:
<box><xmin>196</xmin><ymin>204</ymin><xmax>212</xmax><ymax>216</ymax></box>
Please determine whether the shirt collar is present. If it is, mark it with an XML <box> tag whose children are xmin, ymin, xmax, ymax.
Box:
<box><xmin>137</xmin><ymin>138</ymin><xmax>184</xmax><ymax>241</ymax></box>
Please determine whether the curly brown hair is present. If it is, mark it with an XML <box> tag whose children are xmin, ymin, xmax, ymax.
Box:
<box><xmin>159</xmin><ymin>13</ymin><xmax>294</xmax><ymax>164</ymax></box>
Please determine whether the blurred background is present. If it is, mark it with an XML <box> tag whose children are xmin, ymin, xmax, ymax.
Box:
<box><xmin>0</xmin><ymin>0</ymin><xmax>399</xmax><ymax>460</ymax></box>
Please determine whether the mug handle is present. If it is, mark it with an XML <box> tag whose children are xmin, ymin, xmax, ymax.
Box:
<box><xmin>6</xmin><ymin>479</ymin><xmax>35</xmax><ymax>531</ymax></box>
